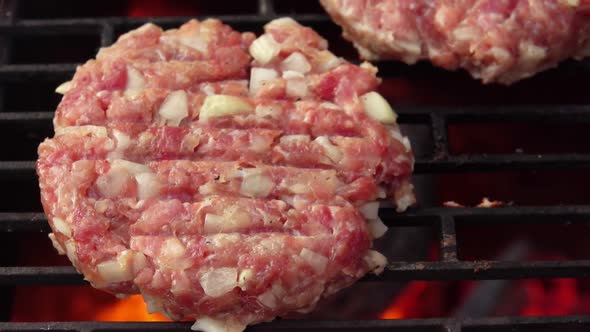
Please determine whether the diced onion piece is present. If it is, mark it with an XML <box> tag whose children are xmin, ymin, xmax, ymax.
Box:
<box><xmin>364</xmin><ymin>250</ymin><xmax>388</xmax><ymax>275</ymax></box>
<box><xmin>157</xmin><ymin>237</ymin><xmax>191</xmax><ymax>270</ymax></box>
<box><xmin>282</xmin><ymin>70</ymin><xmax>305</xmax><ymax>79</ymax></box>
<box><xmin>191</xmin><ymin>317</ymin><xmax>246</xmax><ymax>332</ymax></box>
<box><xmin>171</xmin><ymin>271</ymin><xmax>191</xmax><ymax>296</ymax></box>
<box><xmin>199</xmin><ymin>268</ymin><xmax>238</xmax><ymax>297</ymax></box>
<box><xmin>52</xmin><ymin>217</ymin><xmax>71</xmax><ymax>237</ymax></box>
<box><xmin>179</xmin><ymin>36</ymin><xmax>208</xmax><ymax>53</ymax></box>
<box><xmin>320</xmin><ymin>102</ymin><xmax>340</xmax><ymax>110</ymax></box>
<box><xmin>203</xmin><ymin>213</ymin><xmax>225</xmax><ymax>234</ymax></box>
<box><xmin>257</xmin><ymin>290</ymin><xmax>278</xmax><ymax>308</ymax></box>
<box><xmin>96</xmin><ymin>251</ymin><xmax>136</xmax><ymax>283</ymax></box>
<box><xmin>204</xmin><ymin>209</ymin><xmax>252</xmax><ymax>234</ymax></box>
<box><xmin>358</xmin><ymin>202</ymin><xmax>380</xmax><ymax>220</ymax></box>
<box><xmin>129</xmin><ymin>250</ymin><xmax>148</xmax><ymax>274</ymax></box>
<box><xmin>64</xmin><ymin>240</ymin><xmax>78</xmax><ymax>265</ymax></box>
<box><xmin>249</xmin><ymin>68</ymin><xmax>278</xmax><ymax>95</ymax></box>
<box><xmin>300</xmin><ymin>248</ymin><xmax>329</xmax><ymax>274</ymax></box>
<box><xmin>249</xmin><ymin>34</ymin><xmax>280</xmax><ymax>64</ymax></box>
<box><xmin>55</xmin><ymin>81</ymin><xmax>72</xmax><ymax>94</ymax></box>
<box><xmin>96</xmin><ymin>166</ymin><xmax>132</xmax><ymax>199</ymax></box>
<box><xmin>360</xmin><ymin>92</ymin><xmax>398</xmax><ymax>124</ymax></box>
<box><xmin>160</xmin><ymin>238</ymin><xmax>186</xmax><ymax>261</ymax></box>
<box><xmin>159</xmin><ymin>90</ymin><xmax>188</xmax><ymax>127</ymax></box>
<box><xmin>395</xmin><ymin>182</ymin><xmax>416</xmax><ymax>212</ymax></box>
<box><xmin>97</xmin><ymin>259</ymin><xmax>130</xmax><ymax>282</ymax></box>
<box><xmin>199</xmin><ymin>94</ymin><xmax>253</xmax><ymax>121</ymax></box>
<box><xmin>316</xmin><ymin>50</ymin><xmax>341</xmax><ymax>72</ymax></box>
<box><xmin>135</xmin><ymin>172</ymin><xmax>161</xmax><ymax>200</ymax></box>
<box><xmin>368</xmin><ymin>218</ymin><xmax>388</xmax><ymax>239</ymax></box>
<box><xmin>229</xmin><ymin>209</ymin><xmax>251</xmax><ymax>229</ymax></box>
<box><xmin>271</xmin><ymin>283</ymin><xmax>286</xmax><ymax>298</ymax></box>
<box><xmin>286</xmin><ymin>79</ymin><xmax>308</xmax><ymax>98</ymax></box>
<box><xmin>268</xmin><ymin>17</ymin><xmax>297</xmax><ymax>26</ymax></box>
<box><xmin>360</xmin><ymin>61</ymin><xmax>378</xmax><ymax>74</ymax></box>
<box><xmin>281</xmin><ymin>52</ymin><xmax>311</xmax><ymax>73</ymax></box>
<box><xmin>560</xmin><ymin>0</ymin><xmax>579</xmax><ymax>7</ymax></box>
<box><xmin>112</xmin><ymin>160</ymin><xmax>151</xmax><ymax>175</ymax></box>
<box><xmin>55</xmin><ymin>125</ymin><xmax>108</xmax><ymax>137</ymax></box>
<box><xmin>240</xmin><ymin>172</ymin><xmax>274</xmax><ymax>198</ymax></box>
<box><xmin>249</xmin><ymin>134</ymin><xmax>273</xmax><ymax>153</ymax></box>
<box><xmin>280</xmin><ymin>134</ymin><xmax>310</xmax><ymax>144</ymax></box>
<box><xmin>314</xmin><ymin>136</ymin><xmax>342</xmax><ymax>163</ymax></box>
<box><xmin>238</xmin><ymin>269</ymin><xmax>254</xmax><ymax>290</ymax></box>
<box><xmin>289</xmin><ymin>183</ymin><xmax>308</xmax><ymax>194</ymax></box>
<box><xmin>453</xmin><ymin>26</ymin><xmax>479</xmax><ymax>41</ymax></box>
<box><xmin>200</xmin><ymin>83</ymin><xmax>216</xmax><ymax>95</ymax></box>
<box><xmin>198</xmin><ymin>182</ymin><xmax>217</xmax><ymax>196</ymax></box>
<box><xmin>255</xmin><ymin>104</ymin><xmax>282</xmax><ymax>118</ymax></box>
<box><xmin>142</xmin><ymin>293</ymin><xmax>163</xmax><ymax>314</ymax></box>
<box><xmin>182</xmin><ymin>133</ymin><xmax>201</xmax><ymax>152</ymax></box>
<box><xmin>112</xmin><ymin>129</ymin><xmax>131</xmax><ymax>151</ymax></box>
<box><xmin>48</xmin><ymin>233</ymin><xmax>65</xmax><ymax>255</ymax></box>
<box><xmin>124</xmin><ymin>66</ymin><xmax>145</xmax><ymax>97</ymax></box>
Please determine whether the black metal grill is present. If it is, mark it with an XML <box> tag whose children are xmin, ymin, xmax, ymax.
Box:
<box><xmin>1</xmin><ymin>0</ymin><xmax>590</xmax><ymax>330</ymax></box>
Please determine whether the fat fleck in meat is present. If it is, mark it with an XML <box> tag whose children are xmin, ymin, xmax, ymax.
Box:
<box><xmin>37</xmin><ymin>18</ymin><xmax>414</xmax><ymax>332</ymax></box>
<box><xmin>321</xmin><ymin>0</ymin><xmax>590</xmax><ymax>84</ymax></box>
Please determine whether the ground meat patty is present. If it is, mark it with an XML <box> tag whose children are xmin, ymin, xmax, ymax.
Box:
<box><xmin>37</xmin><ymin>18</ymin><xmax>414</xmax><ymax>331</ymax></box>
<box><xmin>321</xmin><ymin>0</ymin><xmax>590</xmax><ymax>84</ymax></box>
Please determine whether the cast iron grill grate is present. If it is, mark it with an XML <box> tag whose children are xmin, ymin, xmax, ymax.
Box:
<box><xmin>0</xmin><ymin>0</ymin><xmax>590</xmax><ymax>331</ymax></box>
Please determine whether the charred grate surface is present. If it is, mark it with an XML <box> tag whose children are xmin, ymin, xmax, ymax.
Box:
<box><xmin>2</xmin><ymin>316</ymin><xmax>590</xmax><ymax>332</ymax></box>
<box><xmin>1</xmin><ymin>0</ymin><xmax>590</xmax><ymax>330</ymax></box>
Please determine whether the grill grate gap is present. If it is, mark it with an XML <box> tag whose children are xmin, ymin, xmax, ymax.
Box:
<box><xmin>9</xmin><ymin>34</ymin><xmax>100</xmax><ymax>64</ymax></box>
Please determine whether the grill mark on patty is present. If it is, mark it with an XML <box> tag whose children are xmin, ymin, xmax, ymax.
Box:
<box><xmin>39</xmin><ymin>127</ymin><xmax>393</xmax><ymax>177</ymax></box>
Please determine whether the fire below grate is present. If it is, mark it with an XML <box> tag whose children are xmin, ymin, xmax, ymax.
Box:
<box><xmin>1</xmin><ymin>0</ymin><xmax>590</xmax><ymax>330</ymax></box>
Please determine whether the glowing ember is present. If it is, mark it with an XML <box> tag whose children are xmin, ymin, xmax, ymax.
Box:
<box><xmin>521</xmin><ymin>279</ymin><xmax>579</xmax><ymax>317</ymax></box>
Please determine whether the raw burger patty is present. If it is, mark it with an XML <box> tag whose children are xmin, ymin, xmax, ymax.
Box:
<box><xmin>37</xmin><ymin>18</ymin><xmax>414</xmax><ymax>331</ymax></box>
<box><xmin>321</xmin><ymin>0</ymin><xmax>590</xmax><ymax>84</ymax></box>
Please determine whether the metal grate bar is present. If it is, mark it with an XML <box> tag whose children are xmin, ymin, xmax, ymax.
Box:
<box><xmin>2</xmin><ymin>259</ymin><xmax>589</xmax><ymax>286</ymax></box>
<box><xmin>0</xmin><ymin>111</ymin><xmax>53</xmax><ymax>120</ymax></box>
<box><xmin>0</xmin><ymin>63</ymin><xmax>75</xmax><ymax>81</ymax></box>
<box><xmin>2</xmin><ymin>205</ymin><xmax>589</xmax><ymax>232</ymax></box>
<box><xmin>0</xmin><ymin>212</ymin><xmax>48</xmax><ymax>232</ymax></box>
<box><xmin>439</xmin><ymin>215</ymin><xmax>458</xmax><ymax>262</ymax></box>
<box><xmin>258</xmin><ymin>0</ymin><xmax>275</xmax><ymax>16</ymax></box>
<box><xmin>100</xmin><ymin>22</ymin><xmax>114</xmax><ymax>47</ymax></box>
<box><xmin>0</xmin><ymin>266</ymin><xmax>84</xmax><ymax>285</ymax></box>
<box><xmin>415</xmin><ymin>154</ymin><xmax>590</xmax><ymax>172</ymax></box>
<box><xmin>398</xmin><ymin>105</ymin><xmax>590</xmax><ymax>123</ymax></box>
<box><xmin>379</xmin><ymin>260</ymin><xmax>590</xmax><ymax>280</ymax></box>
<box><xmin>430</xmin><ymin>113</ymin><xmax>449</xmax><ymax>158</ymax></box>
<box><xmin>1</xmin><ymin>316</ymin><xmax>590</xmax><ymax>331</ymax></box>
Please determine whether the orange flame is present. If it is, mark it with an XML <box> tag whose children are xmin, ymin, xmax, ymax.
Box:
<box><xmin>94</xmin><ymin>295</ymin><xmax>169</xmax><ymax>322</ymax></box>
<box><xmin>11</xmin><ymin>286</ymin><xmax>169</xmax><ymax>322</ymax></box>
<box><xmin>380</xmin><ymin>282</ymin><xmax>430</xmax><ymax>319</ymax></box>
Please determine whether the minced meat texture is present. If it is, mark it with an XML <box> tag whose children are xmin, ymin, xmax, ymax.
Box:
<box><xmin>37</xmin><ymin>18</ymin><xmax>414</xmax><ymax>332</ymax></box>
<box><xmin>321</xmin><ymin>0</ymin><xmax>590</xmax><ymax>84</ymax></box>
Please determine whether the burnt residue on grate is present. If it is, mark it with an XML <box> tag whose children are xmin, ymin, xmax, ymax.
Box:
<box><xmin>0</xmin><ymin>0</ymin><xmax>589</xmax><ymax>330</ymax></box>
